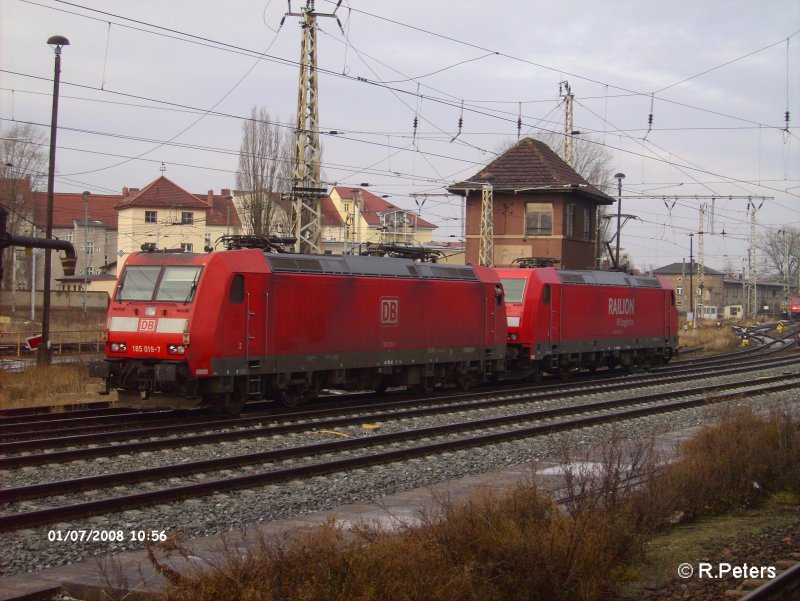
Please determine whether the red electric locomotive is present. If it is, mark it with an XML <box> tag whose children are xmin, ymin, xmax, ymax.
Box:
<box><xmin>496</xmin><ymin>267</ymin><xmax>678</xmax><ymax>380</ymax></box>
<box><xmin>790</xmin><ymin>298</ymin><xmax>800</xmax><ymax>320</ymax></box>
<box><xmin>91</xmin><ymin>248</ymin><xmax>507</xmax><ymax>413</ymax></box>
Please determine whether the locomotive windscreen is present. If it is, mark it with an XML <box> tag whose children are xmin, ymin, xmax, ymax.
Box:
<box><xmin>500</xmin><ymin>278</ymin><xmax>526</xmax><ymax>303</ymax></box>
<box><xmin>116</xmin><ymin>265</ymin><xmax>202</xmax><ymax>303</ymax></box>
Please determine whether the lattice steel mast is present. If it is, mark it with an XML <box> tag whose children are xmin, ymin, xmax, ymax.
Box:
<box><xmin>285</xmin><ymin>1</ymin><xmax>341</xmax><ymax>253</ymax></box>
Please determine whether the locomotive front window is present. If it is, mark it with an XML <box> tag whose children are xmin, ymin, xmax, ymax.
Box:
<box><xmin>500</xmin><ymin>278</ymin><xmax>526</xmax><ymax>304</ymax></box>
<box><xmin>116</xmin><ymin>266</ymin><xmax>161</xmax><ymax>301</ymax></box>
<box><xmin>155</xmin><ymin>266</ymin><xmax>202</xmax><ymax>302</ymax></box>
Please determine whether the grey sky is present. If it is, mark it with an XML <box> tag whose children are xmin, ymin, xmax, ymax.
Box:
<box><xmin>1</xmin><ymin>0</ymin><xmax>798</xmax><ymax>272</ymax></box>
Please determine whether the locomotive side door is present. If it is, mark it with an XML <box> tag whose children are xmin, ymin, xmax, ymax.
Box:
<box><xmin>226</xmin><ymin>273</ymin><xmax>267</xmax><ymax>362</ymax></box>
<box><xmin>243</xmin><ymin>273</ymin><xmax>267</xmax><ymax>362</ymax></box>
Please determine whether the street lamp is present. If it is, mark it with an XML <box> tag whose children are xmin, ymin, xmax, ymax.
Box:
<box><xmin>82</xmin><ymin>190</ymin><xmax>90</xmax><ymax>316</ymax></box>
<box><xmin>39</xmin><ymin>34</ymin><xmax>69</xmax><ymax>366</ymax></box>
<box><xmin>688</xmin><ymin>233</ymin><xmax>694</xmax><ymax>329</ymax></box>
<box><xmin>614</xmin><ymin>172</ymin><xmax>625</xmax><ymax>270</ymax></box>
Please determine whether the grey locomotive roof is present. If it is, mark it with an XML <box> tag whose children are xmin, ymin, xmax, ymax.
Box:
<box><xmin>264</xmin><ymin>253</ymin><xmax>479</xmax><ymax>281</ymax></box>
<box><xmin>557</xmin><ymin>270</ymin><xmax>663</xmax><ymax>288</ymax></box>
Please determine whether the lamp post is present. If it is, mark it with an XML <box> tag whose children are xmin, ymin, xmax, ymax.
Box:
<box><xmin>82</xmin><ymin>190</ymin><xmax>90</xmax><ymax>316</ymax></box>
<box><xmin>614</xmin><ymin>172</ymin><xmax>625</xmax><ymax>270</ymax></box>
<box><xmin>688</xmin><ymin>233</ymin><xmax>694</xmax><ymax>329</ymax></box>
<box><xmin>39</xmin><ymin>35</ymin><xmax>69</xmax><ymax>366</ymax></box>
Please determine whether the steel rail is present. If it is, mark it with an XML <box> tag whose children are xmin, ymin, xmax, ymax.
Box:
<box><xmin>739</xmin><ymin>562</ymin><xmax>800</xmax><ymax>601</ymax></box>
<box><xmin>2</xmin><ymin>357</ymin><xmax>799</xmax><ymax>468</ymax></box>
<box><xmin>1</xmin><ymin>375</ymin><xmax>798</xmax><ymax>531</ymax></box>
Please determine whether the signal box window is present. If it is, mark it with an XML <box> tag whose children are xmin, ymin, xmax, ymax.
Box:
<box><xmin>145</xmin><ymin>211</ymin><xmax>157</xmax><ymax>224</ymax></box>
<box><xmin>525</xmin><ymin>203</ymin><xmax>552</xmax><ymax>236</ymax></box>
<box><xmin>230</xmin><ymin>274</ymin><xmax>245</xmax><ymax>304</ymax></box>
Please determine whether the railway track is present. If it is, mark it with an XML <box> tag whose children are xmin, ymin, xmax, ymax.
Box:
<box><xmin>3</xmin><ymin>351</ymin><xmax>798</xmax><ymax>452</ymax></box>
<box><xmin>2</xmin><ymin>362</ymin><xmax>799</xmax><ymax>533</ymax></box>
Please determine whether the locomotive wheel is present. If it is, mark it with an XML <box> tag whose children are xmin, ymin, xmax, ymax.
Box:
<box><xmin>279</xmin><ymin>385</ymin><xmax>306</xmax><ymax>408</ymax></box>
<box><xmin>526</xmin><ymin>363</ymin><xmax>542</xmax><ymax>384</ymax></box>
<box><xmin>222</xmin><ymin>392</ymin><xmax>245</xmax><ymax>416</ymax></box>
<box><xmin>455</xmin><ymin>373</ymin><xmax>474</xmax><ymax>391</ymax></box>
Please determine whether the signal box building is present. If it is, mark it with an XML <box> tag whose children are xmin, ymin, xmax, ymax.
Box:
<box><xmin>448</xmin><ymin>138</ymin><xmax>614</xmax><ymax>269</ymax></box>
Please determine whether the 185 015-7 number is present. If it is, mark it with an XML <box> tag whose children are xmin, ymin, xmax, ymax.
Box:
<box><xmin>47</xmin><ymin>529</ymin><xmax>167</xmax><ymax>543</ymax></box>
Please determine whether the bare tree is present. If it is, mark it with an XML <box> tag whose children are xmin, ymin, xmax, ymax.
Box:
<box><xmin>234</xmin><ymin>107</ymin><xmax>293</xmax><ymax>237</ymax></box>
<box><xmin>757</xmin><ymin>227</ymin><xmax>800</xmax><ymax>284</ymax></box>
<box><xmin>1</xmin><ymin>123</ymin><xmax>48</xmax><ymax>291</ymax></box>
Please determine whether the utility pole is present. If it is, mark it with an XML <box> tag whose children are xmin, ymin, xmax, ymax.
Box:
<box><xmin>284</xmin><ymin>0</ymin><xmax>342</xmax><ymax>254</ymax></box>
<box><xmin>744</xmin><ymin>198</ymin><xmax>759</xmax><ymax>318</ymax></box>
<box><xmin>697</xmin><ymin>203</ymin><xmax>705</xmax><ymax>321</ymax></box>
<box><xmin>560</xmin><ymin>81</ymin><xmax>576</xmax><ymax>168</ymax></box>
<box><xmin>479</xmin><ymin>183</ymin><xmax>494</xmax><ymax>266</ymax></box>
<box><xmin>781</xmin><ymin>229</ymin><xmax>790</xmax><ymax>317</ymax></box>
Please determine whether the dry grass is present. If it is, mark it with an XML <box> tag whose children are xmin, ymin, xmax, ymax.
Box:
<box><xmin>649</xmin><ymin>405</ymin><xmax>800</xmax><ymax>518</ymax></box>
<box><xmin>0</xmin><ymin>364</ymin><xmax>107</xmax><ymax>409</ymax></box>
<box><xmin>0</xmin><ymin>308</ymin><xmax>107</xmax><ymax>409</ymax></box>
<box><xmin>678</xmin><ymin>320</ymin><xmax>746</xmax><ymax>354</ymax></box>
<box><xmin>143</xmin><ymin>406</ymin><xmax>800</xmax><ymax>601</ymax></box>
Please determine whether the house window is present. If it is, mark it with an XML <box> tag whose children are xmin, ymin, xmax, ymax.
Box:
<box><xmin>181</xmin><ymin>211</ymin><xmax>193</xmax><ymax>225</ymax></box>
<box><xmin>583</xmin><ymin>208</ymin><xmax>591</xmax><ymax>240</ymax></box>
<box><xmin>181</xmin><ymin>243</ymin><xmax>193</xmax><ymax>253</ymax></box>
<box><xmin>204</xmin><ymin>233</ymin><xmax>211</xmax><ymax>248</ymax></box>
<box><xmin>145</xmin><ymin>211</ymin><xmax>157</xmax><ymax>224</ymax></box>
<box><xmin>676</xmin><ymin>286</ymin><xmax>684</xmax><ymax>296</ymax></box>
<box><xmin>525</xmin><ymin>202</ymin><xmax>552</xmax><ymax>236</ymax></box>
<box><xmin>65</xmin><ymin>231</ymin><xmax>74</xmax><ymax>242</ymax></box>
<box><xmin>86</xmin><ymin>241</ymin><xmax>94</xmax><ymax>255</ymax></box>
<box><xmin>565</xmin><ymin>204</ymin><xmax>575</xmax><ymax>237</ymax></box>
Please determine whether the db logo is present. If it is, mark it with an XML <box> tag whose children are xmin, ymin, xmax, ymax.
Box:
<box><xmin>380</xmin><ymin>298</ymin><xmax>399</xmax><ymax>325</ymax></box>
<box><xmin>138</xmin><ymin>318</ymin><xmax>157</xmax><ymax>332</ymax></box>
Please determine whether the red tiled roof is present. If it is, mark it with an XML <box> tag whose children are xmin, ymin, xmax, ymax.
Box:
<box><xmin>449</xmin><ymin>137</ymin><xmax>613</xmax><ymax>204</ymax></box>
<box><xmin>332</xmin><ymin>187</ymin><xmax>437</xmax><ymax>229</ymax></box>
<box><xmin>115</xmin><ymin>176</ymin><xmax>211</xmax><ymax>210</ymax></box>
<box><xmin>30</xmin><ymin>191</ymin><xmax>121</xmax><ymax>230</ymax></box>
<box><xmin>321</xmin><ymin>195</ymin><xmax>344</xmax><ymax>227</ymax></box>
<box><xmin>201</xmin><ymin>191</ymin><xmax>242</xmax><ymax>228</ymax></box>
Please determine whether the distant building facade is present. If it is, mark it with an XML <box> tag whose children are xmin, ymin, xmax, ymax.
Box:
<box><xmin>652</xmin><ymin>262</ymin><xmax>796</xmax><ymax>319</ymax></box>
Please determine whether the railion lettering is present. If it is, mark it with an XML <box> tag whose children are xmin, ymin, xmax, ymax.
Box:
<box><xmin>608</xmin><ymin>298</ymin><xmax>635</xmax><ymax>315</ymax></box>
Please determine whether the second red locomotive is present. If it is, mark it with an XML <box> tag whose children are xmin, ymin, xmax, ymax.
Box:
<box><xmin>497</xmin><ymin>267</ymin><xmax>678</xmax><ymax>380</ymax></box>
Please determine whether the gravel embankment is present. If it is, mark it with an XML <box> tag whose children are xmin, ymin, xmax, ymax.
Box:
<box><xmin>1</xmin><ymin>365</ymin><xmax>798</xmax><ymax>577</ymax></box>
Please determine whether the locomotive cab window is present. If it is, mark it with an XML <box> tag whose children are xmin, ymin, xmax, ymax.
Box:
<box><xmin>116</xmin><ymin>266</ymin><xmax>161</xmax><ymax>301</ymax></box>
<box><xmin>115</xmin><ymin>265</ymin><xmax>202</xmax><ymax>302</ymax></box>
<box><xmin>499</xmin><ymin>278</ymin><xmax>526</xmax><ymax>304</ymax></box>
<box><xmin>229</xmin><ymin>274</ymin><xmax>245</xmax><ymax>304</ymax></box>
<box><xmin>155</xmin><ymin>266</ymin><xmax>202</xmax><ymax>302</ymax></box>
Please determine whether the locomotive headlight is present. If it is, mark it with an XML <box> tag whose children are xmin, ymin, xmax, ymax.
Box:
<box><xmin>509</xmin><ymin>334</ymin><xmax>518</xmax><ymax>341</ymax></box>
<box><xmin>168</xmin><ymin>344</ymin><xmax>185</xmax><ymax>355</ymax></box>
<box><xmin>110</xmin><ymin>342</ymin><xmax>127</xmax><ymax>352</ymax></box>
